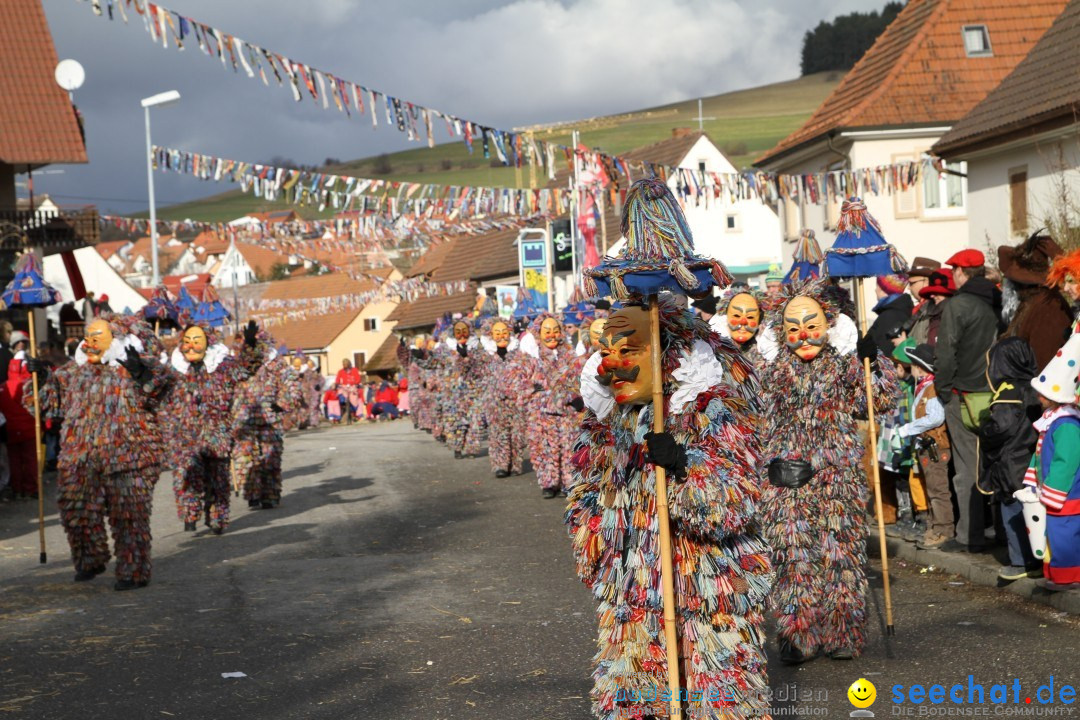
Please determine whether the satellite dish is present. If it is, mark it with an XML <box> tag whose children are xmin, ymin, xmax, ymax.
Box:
<box><xmin>54</xmin><ymin>59</ymin><xmax>85</xmax><ymax>92</ymax></box>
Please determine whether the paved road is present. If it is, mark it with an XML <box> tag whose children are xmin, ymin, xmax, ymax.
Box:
<box><xmin>1</xmin><ymin>421</ymin><xmax>1078</xmax><ymax>719</ymax></box>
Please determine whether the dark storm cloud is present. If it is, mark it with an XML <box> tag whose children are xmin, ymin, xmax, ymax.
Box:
<box><xmin>36</xmin><ymin>0</ymin><xmax>886</xmax><ymax>215</ymax></box>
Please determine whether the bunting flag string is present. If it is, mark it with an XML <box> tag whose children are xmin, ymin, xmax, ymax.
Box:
<box><xmin>152</xmin><ymin>146</ymin><xmax>569</xmax><ymax>220</ymax></box>
<box><xmin>78</xmin><ymin>0</ymin><xmax>935</xmax><ymax>205</ymax></box>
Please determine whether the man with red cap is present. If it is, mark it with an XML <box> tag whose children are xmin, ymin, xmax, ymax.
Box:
<box><xmin>913</xmin><ymin>270</ymin><xmax>955</xmax><ymax>347</ymax></box>
<box><xmin>934</xmin><ymin>248</ymin><xmax>1001</xmax><ymax>553</ymax></box>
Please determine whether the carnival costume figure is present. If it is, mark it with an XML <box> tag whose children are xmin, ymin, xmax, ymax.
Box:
<box><xmin>709</xmin><ymin>287</ymin><xmax>776</xmax><ymax>372</ymax></box>
<box><xmin>31</xmin><ymin>314</ymin><xmax>169</xmax><ymax>590</ymax></box>
<box><xmin>163</xmin><ymin>320</ymin><xmax>262</xmax><ymax>534</ymax></box>
<box><xmin>568</xmin><ymin>177</ymin><xmax>773</xmax><ymax>720</ymax></box>
<box><xmin>474</xmin><ymin>317</ymin><xmax>528</xmax><ymax>476</ymax></box>
<box><xmin>521</xmin><ymin>312</ymin><xmax>585</xmax><ymax>498</ymax></box>
<box><xmin>758</xmin><ymin>277</ymin><xmax>898</xmax><ymax>663</ymax></box>
<box><xmin>231</xmin><ymin>328</ymin><xmax>303</xmax><ymax>509</ymax></box>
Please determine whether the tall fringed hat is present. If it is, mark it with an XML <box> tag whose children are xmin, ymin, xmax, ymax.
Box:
<box><xmin>583</xmin><ymin>177</ymin><xmax>731</xmax><ymax>300</ymax></box>
<box><xmin>192</xmin><ymin>285</ymin><xmax>231</xmax><ymax>328</ymax></box>
<box><xmin>825</xmin><ymin>197</ymin><xmax>908</xmax><ymax>278</ymax></box>
<box><xmin>512</xmin><ymin>285</ymin><xmax>542</xmax><ymax>321</ymax></box>
<box><xmin>560</xmin><ymin>286</ymin><xmax>596</xmax><ymax>325</ymax></box>
<box><xmin>783</xmin><ymin>229</ymin><xmax>824</xmax><ymax>284</ymax></box>
<box><xmin>1</xmin><ymin>253</ymin><xmax>61</xmax><ymax>309</ymax></box>
<box><xmin>142</xmin><ymin>284</ymin><xmax>181</xmax><ymax>328</ymax></box>
<box><xmin>176</xmin><ymin>285</ymin><xmax>198</xmax><ymax>315</ymax></box>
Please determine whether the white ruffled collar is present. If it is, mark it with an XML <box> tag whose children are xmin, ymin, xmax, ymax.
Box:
<box><xmin>710</xmin><ymin>314</ymin><xmax>779</xmax><ymax>363</ymax></box>
<box><xmin>75</xmin><ymin>334</ymin><xmax>144</xmax><ymax>368</ymax></box>
<box><xmin>171</xmin><ymin>342</ymin><xmax>230</xmax><ymax>375</ymax></box>
<box><xmin>580</xmin><ymin>338</ymin><xmax>728</xmax><ymax>421</ymax></box>
<box><xmin>444</xmin><ymin>335</ymin><xmax>479</xmax><ymax>353</ymax></box>
<box><xmin>480</xmin><ymin>334</ymin><xmax>519</xmax><ymax>355</ymax></box>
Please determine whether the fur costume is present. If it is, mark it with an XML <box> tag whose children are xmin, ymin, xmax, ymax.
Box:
<box><xmin>161</xmin><ymin>325</ymin><xmax>261</xmax><ymax>533</ymax></box>
<box><xmin>521</xmin><ymin>313</ymin><xmax>583</xmax><ymax>493</ymax></box>
<box><xmin>566</xmin><ymin>297</ymin><xmax>772</xmax><ymax>720</ymax></box>
<box><xmin>757</xmin><ymin>278</ymin><xmax>898</xmax><ymax>659</ymax></box>
<box><xmin>475</xmin><ymin>318</ymin><xmax>527</xmax><ymax>476</ymax></box>
<box><xmin>231</xmin><ymin>333</ymin><xmax>303</xmax><ymax>507</ymax></box>
<box><xmin>33</xmin><ymin>314</ymin><xmax>170</xmax><ymax>585</ymax></box>
<box><xmin>442</xmin><ymin>333</ymin><xmax>488</xmax><ymax>456</ymax></box>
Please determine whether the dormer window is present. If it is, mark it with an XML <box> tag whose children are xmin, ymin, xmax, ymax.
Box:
<box><xmin>963</xmin><ymin>25</ymin><xmax>992</xmax><ymax>57</ymax></box>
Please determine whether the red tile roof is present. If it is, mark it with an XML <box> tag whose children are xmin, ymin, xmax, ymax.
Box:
<box><xmin>259</xmin><ymin>272</ymin><xmax>379</xmax><ymax>302</ymax></box>
<box><xmin>364</xmin><ymin>334</ymin><xmax>403</xmax><ymax>372</ymax></box>
<box><xmin>269</xmin><ymin>310</ymin><xmax>359</xmax><ymax>352</ymax></box>
<box><xmin>934</xmin><ymin>0</ymin><xmax>1080</xmax><ymax>155</ymax></box>
<box><xmin>757</xmin><ymin>0</ymin><xmax>1067</xmax><ymax>165</ymax></box>
<box><xmin>234</xmin><ymin>241</ymin><xmax>291</xmax><ymax>281</ymax></box>
<box><xmin>385</xmin><ymin>289</ymin><xmax>477</xmax><ymax>331</ymax></box>
<box><xmin>406</xmin><ymin>239</ymin><xmax>457</xmax><ymax>278</ymax></box>
<box><xmin>0</xmin><ymin>0</ymin><xmax>87</xmax><ymax>166</ymax></box>
<box><xmin>430</xmin><ymin>227</ymin><xmax>522</xmax><ymax>283</ymax></box>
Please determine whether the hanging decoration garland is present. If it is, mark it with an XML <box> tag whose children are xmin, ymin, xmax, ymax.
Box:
<box><xmin>79</xmin><ymin>1</ymin><xmax>935</xmax><ymax>206</ymax></box>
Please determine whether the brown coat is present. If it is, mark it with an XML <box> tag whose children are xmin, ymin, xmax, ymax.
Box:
<box><xmin>915</xmin><ymin>383</ymin><xmax>950</xmax><ymax>454</ymax></box>
<box><xmin>1003</xmin><ymin>287</ymin><xmax>1071</xmax><ymax>368</ymax></box>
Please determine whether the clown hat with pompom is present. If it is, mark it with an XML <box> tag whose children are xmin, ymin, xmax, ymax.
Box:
<box><xmin>825</xmin><ymin>197</ymin><xmax>908</xmax><ymax>278</ymax></box>
<box><xmin>584</xmin><ymin>177</ymin><xmax>730</xmax><ymax>300</ymax></box>
<box><xmin>1032</xmin><ymin>334</ymin><xmax>1080</xmax><ymax>404</ymax></box>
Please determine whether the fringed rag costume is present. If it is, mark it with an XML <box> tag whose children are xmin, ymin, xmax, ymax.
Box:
<box><xmin>33</xmin><ymin>315</ymin><xmax>169</xmax><ymax>587</ymax></box>
<box><xmin>162</xmin><ymin>323</ymin><xmax>262</xmax><ymax>533</ymax></box>
<box><xmin>522</xmin><ymin>313</ymin><xmax>586</xmax><ymax>495</ymax></box>
<box><xmin>231</xmin><ymin>331</ymin><xmax>303</xmax><ymax>508</ymax></box>
<box><xmin>758</xmin><ymin>279</ymin><xmax>898</xmax><ymax>660</ymax></box>
<box><xmin>438</xmin><ymin>321</ymin><xmax>487</xmax><ymax>457</ymax></box>
<box><xmin>475</xmin><ymin>318</ymin><xmax>528</xmax><ymax>476</ymax></box>
<box><xmin>566</xmin><ymin>299</ymin><xmax>773</xmax><ymax>720</ymax></box>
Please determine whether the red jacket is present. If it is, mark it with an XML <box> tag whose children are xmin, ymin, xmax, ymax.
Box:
<box><xmin>0</xmin><ymin>358</ymin><xmax>36</xmax><ymax>440</ymax></box>
<box><xmin>375</xmin><ymin>383</ymin><xmax>398</xmax><ymax>406</ymax></box>
<box><xmin>335</xmin><ymin>367</ymin><xmax>362</xmax><ymax>387</ymax></box>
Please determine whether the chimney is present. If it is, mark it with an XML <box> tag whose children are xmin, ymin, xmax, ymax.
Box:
<box><xmin>671</xmin><ymin>127</ymin><xmax>693</xmax><ymax>138</ymax></box>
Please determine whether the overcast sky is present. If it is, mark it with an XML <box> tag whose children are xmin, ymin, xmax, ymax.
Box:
<box><xmin>34</xmin><ymin>0</ymin><xmax>887</xmax><ymax>215</ymax></box>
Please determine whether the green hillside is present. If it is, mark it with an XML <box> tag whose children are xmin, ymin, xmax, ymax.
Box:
<box><xmin>155</xmin><ymin>72</ymin><xmax>841</xmax><ymax>223</ymax></box>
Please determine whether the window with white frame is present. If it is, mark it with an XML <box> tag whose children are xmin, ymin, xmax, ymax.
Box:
<box><xmin>963</xmin><ymin>25</ymin><xmax>992</xmax><ymax>57</ymax></box>
<box><xmin>922</xmin><ymin>160</ymin><xmax>967</xmax><ymax>217</ymax></box>
<box><xmin>363</xmin><ymin>318</ymin><xmax>379</xmax><ymax>332</ymax></box>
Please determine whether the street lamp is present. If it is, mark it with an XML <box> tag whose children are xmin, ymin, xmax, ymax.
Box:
<box><xmin>141</xmin><ymin>90</ymin><xmax>180</xmax><ymax>287</ymax></box>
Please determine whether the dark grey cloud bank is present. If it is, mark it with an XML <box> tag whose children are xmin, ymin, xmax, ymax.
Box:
<box><xmin>36</xmin><ymin>0</ymin><xmax>885</xmax><ymax>215</ymax></box>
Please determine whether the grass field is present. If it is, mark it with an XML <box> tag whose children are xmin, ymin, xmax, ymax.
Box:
<box><xmin>154</xmin><ymin>72</ymin><xmax>841</xmax><ymax>223</ymax></box>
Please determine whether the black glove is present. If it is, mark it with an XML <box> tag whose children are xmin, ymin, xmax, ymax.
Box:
<box><xmin>25</xmin><ymin>357</ymin><xmax>49</xmax><ymax>381</ymax></box>
<box><xmin>532</xmin><ymin>382</ymin><xmax>544</xmax><ymax>394</ymax></box>
<box><xmin>644</xmin><ymin>431</ymin><xmax>687</xmax><ymax>480</ymax></box>
<box><xmin>270</xmin><ymin>402</ymin><xmax>285</xmax><ymax>413</ymax></box>
<box><xmin>118</xmin><ymin>346</ymin><xmax>149</xmax><ymax>383</ymax></box>
<box><xmin>567</xmin><ymin>396</ymin><xmax>585</xmax><ymax>412</ymax></box>
<box><xmin>856</xmin><ymin>334</ymin><xmax>878</xmax><ymax>363</ymax></box>
<box><xmin>244</xmin><ymin>320</ymin><xmax>259</xmax><ymax>348</ymax></box>
<box><xmin>456</xmin><ymin>344</ymin><xmax>467</xmax><ymax>358</ymax></box>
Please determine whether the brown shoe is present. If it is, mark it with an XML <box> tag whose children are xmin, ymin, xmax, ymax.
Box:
<box><xmin>917</xmin><ymin>530</ymin><xmax>950</xmax><ymax>549</ymax></box>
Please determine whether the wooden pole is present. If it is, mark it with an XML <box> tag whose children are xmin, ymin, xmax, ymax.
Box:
<box><xmin>855</xmin><ymin>278</ymin><xmax>895</xmax><ymax>635</ymax></box>
<box><xmin>648</xmin><ymin>296</ymin><xmax>682</xmax><ymax>717</ymax></box>
<box><xmin>155</xmin><ymin>319</ymin><xmax>160</xmax><ymax>338</ymax></box>
<box><xmin>27</xmin><ymin>312</ymin><xmax>46</xmax><ymax>564</ymax></box>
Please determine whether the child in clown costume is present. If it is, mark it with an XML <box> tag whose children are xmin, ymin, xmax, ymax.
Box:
<box><xmin>231</xmin><ymin>327</ymin><xmax>304</xmax><ymax>510</ymax></box>
<box><xmin>475</xmin><ymin>316</ymin><xmax>528</xmax><ymax>477</ymax></box>
<box><xmin>28</xmin><ymin>314</ymin><xmax>170</xmax><ymax>590</ymax></box>
<box><xmin>567</xmin><ymin>178</ymin><xmax>773</xmax><ymax>720</ymax></box>
<box><xmin>1024</xmin><ymin>334</ymin><xmax>1080</xmax><ymax>590</ymax></box>
<box><xmin>758</xmin><ymin>277</ymin><xmax>898</xmax><ymax>663</ymax></box>
<box><xmin>162</xmin><ymin>320</ymin><xmax>263</xmax><ymax>534</ymax></box>
<box><xmin>521</xmin><ymin>312</ymin><xmax>586</xmax><ymax>498</ymax></box>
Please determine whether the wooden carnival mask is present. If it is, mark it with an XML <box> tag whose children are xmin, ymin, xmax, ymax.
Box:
<box><xmin>452</xmin><ymin>321</ymin><xmax>471</xmax><ymax>345</ymax></box>
<box><xmin>540</xmin><ymin>317</ymin><xmax>563</xmax><ymax>349</ymax></box>
<box><xmin>726</xmin><ymin>292</ymin><xmax>761</xmax><ymax>346</ymax></box>
<box><xmin>180</xmin><ymin>326</ymin><xmax>209</xmax><ymax>364</ymax></box>
<box><xmin>491</xmin><ymin>321</ymin><xmax>511</xmax><ymax>348</ymax></box>
<box><xmin>588</xmin><ymin>318</ymin><xmax>606</xmax><ymax>349</ymax></box>
<box><xmin>783</xmin><ymin>296</ymin><xmax>827</xmax><ymax>362</ymax></box>
<box><xmin>82</xmin><ymin>319</ymin><xmax>113</xmax><ymax>365</ymax></box>
<box><xmin>598</xmin><ymin>306</ymin><xmax>654</xmax><ymax>405</ymax></box>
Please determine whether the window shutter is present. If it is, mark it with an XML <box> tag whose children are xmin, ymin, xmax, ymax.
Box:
<box><xmin>1010</xmin><ymin>169</ymin><xmax>1028</xmax><ymax>236</ymax></box>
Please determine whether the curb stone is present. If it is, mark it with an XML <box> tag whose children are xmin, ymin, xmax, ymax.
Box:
<box><xmin>869</xmin><ymin>529</ymin><xmax>1080</xmax><ymax>615</ymax></box>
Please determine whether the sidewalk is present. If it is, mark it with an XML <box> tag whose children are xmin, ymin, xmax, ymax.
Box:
<box><xmin>870</xmin><ymin>527</ymin><xmax>1080</xmax><ymax>615</ymax></box>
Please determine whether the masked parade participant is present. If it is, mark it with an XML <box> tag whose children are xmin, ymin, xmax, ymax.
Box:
<box><xmin>164</xmin><ymin>320</ymin><xmax>263</xmax><ymax>535</ymax></box>
<box><xmin>476</xmin><ymin>317</ymin><xmax>527</xmax><ymax>477</ymax></box>
<box><xmin>711</xmin><ymin>288</ymin><xmax>776</xmax><ymax>371</ymax></box>
<box><xmin>231</xmin><ymin>327</ymin><xmax>303</xmax><ymax>510</ymax></box>
<box><xmin>521</xmin><ymin>312</ymin><xmax>585</xmax><ymax>498</ymax></box>
<box><xmin>759</xmin><ymin>275</ymin><xmax>899</xmax><ymax>664</ymax></box>
<box><xmin>567</xmin><ymin>178</ymin><xmax>772</xmax><ymax>719</ymax></box>
<box><xmin>29</xmin><ymin>314</ymin><xmax>169</xmax><ymax>590</ymax></box>
<box><xmin>440</xmin><ymin>318</ymin><xmax>485</xmax><ymax>458</ymax></box>
<box><xmin>290</xmin><ymin>352</ymin><xmax>323</xmax><ymax>429</ymax></box>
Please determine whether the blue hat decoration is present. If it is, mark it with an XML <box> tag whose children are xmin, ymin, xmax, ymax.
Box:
<box><xmin>1</xmin><ymin>253</ymin><xmax>61</xmax><ymax>309</ymax></box>
<box><xmin>825</xmin><ymin>197</ymin><xmax>908</xmax><ymax>278</ymax></box>
<box><xmin>783</xmin><ymin>229</ymin><xmax>824</xmax><ymax>285</ymax></box>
